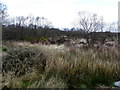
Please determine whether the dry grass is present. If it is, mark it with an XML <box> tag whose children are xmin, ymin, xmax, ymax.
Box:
<box><xmin>2</xmin><ymin>41</ymin><xmax>120</xmax><ymax>88</ymax></box>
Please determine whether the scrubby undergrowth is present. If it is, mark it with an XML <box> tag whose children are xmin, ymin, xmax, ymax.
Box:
<box><xmin>2</xmin><ymin>41</ymin><xmax>120</xmax><ymax>88</ymax></box>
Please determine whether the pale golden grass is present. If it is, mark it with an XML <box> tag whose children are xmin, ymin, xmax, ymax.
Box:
<box><xmin>2</xmin><ymin>41</ymin><xmax>120</xmax><ymax>88</ymax></box>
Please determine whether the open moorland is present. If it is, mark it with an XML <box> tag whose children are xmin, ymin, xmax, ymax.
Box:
<box><xmin>1</xmin><ymin>39</ymin><xmax>120</xmax><ymax>89</ymax></box>
<box><xmin>1</xmin><ymin>2</ymin><xmax>120</xmax><ymax>88</ymax></box>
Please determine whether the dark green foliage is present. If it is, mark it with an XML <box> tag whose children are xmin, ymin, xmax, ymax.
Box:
<box><xmin>2</xmin><ymin>47</ymin><xmax>7</xmax><ymax>51</ymax></box>
<box><xmin>26</xmin><ymin>36</ymin><xmax>35</xmax><ymax>42</ymax></box>
<box><xmin>2</xmin><ymin>47</ymin><xmax>47</xmax><ymax>77</ymax></box>
<box><xmin>0</xmin><ymin>47</ymin><xmax>7</xmax><ymax>51</ymax></box>
<box><xmin>22</xmin><ymin>80</ymin><xmax>33</xmax><ymax>87</ymax></box>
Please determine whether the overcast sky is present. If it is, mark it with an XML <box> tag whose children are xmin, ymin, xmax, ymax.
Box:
<box><xmin>1</xmin><ymin>0</ymin><xmax>119</xmax><ymax>28</ymax></box>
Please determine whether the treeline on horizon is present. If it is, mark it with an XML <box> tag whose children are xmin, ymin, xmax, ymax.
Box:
<box><xmin>2</xmin><ymin>23</ymin><xmax>118</xmax><ymax>45</ymax></box>
<box><xmin>1</xmin><ymin>2</ymin><xmax>119</xmax><ymax>43</ymax></box>
<box><xmin>0</xmin><ymin>2</ymin><xmax>85</xmax><ymax>41</ymax></box>
<box><xmin>2</xmin><ymin>23</ymin><xmax>88</xmax><ymax>41</ymax></box>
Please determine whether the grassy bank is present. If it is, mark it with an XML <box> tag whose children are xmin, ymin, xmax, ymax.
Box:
<box><xmin>2</xmin><ymin>41</ymin><xmax>120</xmax><ymax>88</ymax></box>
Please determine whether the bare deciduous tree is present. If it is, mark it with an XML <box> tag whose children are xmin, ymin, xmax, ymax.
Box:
<box><xmin>75</xmin><ymin>11</ymin><xmax>105</xmax><ymax>45</ymax></box>
<box><xmin>106</xmin><ymin>22</ymin><xmax>117</xmax><ymax>32</ymax></box>
<box><xmin>77</xmin><ymin>11</ymin><xmax>104</xmax><ymax>33</ymax></box>
<box><xmin>0</xmin><ymin>2</ymin><xmax>8</xmax><ymax>25</ymax></box>
<box><xmin>15</xmin><ymin>16</ymin><xmax>27</xmax><ymax>26</ymax></box>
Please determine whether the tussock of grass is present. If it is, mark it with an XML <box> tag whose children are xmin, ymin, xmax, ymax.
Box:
<box><xmin>2</xmin><ymin>41</ymin><xmax>120</xmax><ymax>88</ymax></box>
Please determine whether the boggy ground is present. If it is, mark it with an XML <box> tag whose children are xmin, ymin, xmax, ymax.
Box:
<box><xmin>1</xmin><ymin>41</ymin><xmax>120</xmax><ymax>89</ymax></box>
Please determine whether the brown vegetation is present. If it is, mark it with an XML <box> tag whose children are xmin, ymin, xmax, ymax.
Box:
<box><xmin>1</xmin><ymin>41</ymin><xmax>120</xmax><ymax>88</ymax></box>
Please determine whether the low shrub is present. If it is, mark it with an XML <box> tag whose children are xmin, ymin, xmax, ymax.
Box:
<box><xmin>2</xmin><ymin>46</ymin><xmax>47</xmax><ymax>77</ymax></box>
<box><xmin>39</xmin><ymin>37</ymin><xmax>48</xmax><ymax>42</ymax></box>
<box><xmin>26</xmin><ymin>36</ymin><xmax>36</xmax><ymax>42</ymax></box>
